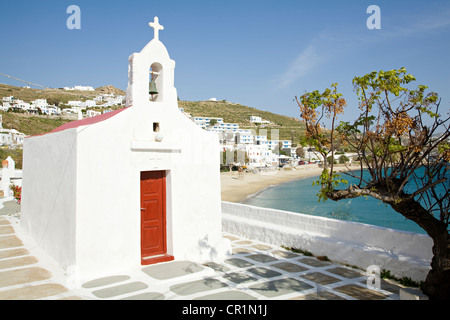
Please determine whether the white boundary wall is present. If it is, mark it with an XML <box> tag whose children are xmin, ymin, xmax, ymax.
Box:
<box><xmin>222</xmin><ymin>201</ymin><xmax>433</xmax><ymax>281</ymax></box>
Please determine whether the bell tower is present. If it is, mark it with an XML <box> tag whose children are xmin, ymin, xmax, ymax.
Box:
<box><xmin>127</xmin><ymin>16</ymin><xmax>178</xmax><ymax>143</ymax></box>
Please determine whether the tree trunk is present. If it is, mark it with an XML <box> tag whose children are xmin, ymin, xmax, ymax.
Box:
<box><xmin>422</xmin><ymin>268</ymin><xmax>450</xmax><ymax>300</ymax></box>
<box><xmin>327</xmin><ymin>187</ymin><xmax>450</xmax><ymax>300</ymax></box>
<box><xmin>388</xmin><ymin>199</ymin><xmax>450</xmax><ymax>300</ymax></box>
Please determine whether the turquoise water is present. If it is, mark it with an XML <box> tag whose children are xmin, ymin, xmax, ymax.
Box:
<box><xmin>241</xmin><ymin>171</ymin><xmax>440</xmax><ymax>235</ymax></box>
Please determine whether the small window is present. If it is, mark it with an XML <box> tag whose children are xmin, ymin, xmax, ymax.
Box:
<box><xmin>153</xmin><ymin>122</ymin><xmax>160</xmax><ymax>132</ymax></box>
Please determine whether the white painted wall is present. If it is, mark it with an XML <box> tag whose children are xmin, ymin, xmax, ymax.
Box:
<box><xmin>222</xmin><ymin>202</ymin><xmax>433</xmax><ymax>281</ymax></box>
<box><xmin>21</xmin><ymin>129</ymin><xmax>78</xmax><ymax>268</ymax></box>
<box><xmin>70</xmin><ymin>106</ymin><xmax>230</xmax><ymax>281</ymax></box>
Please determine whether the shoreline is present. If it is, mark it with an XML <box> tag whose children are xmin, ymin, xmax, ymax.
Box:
<box><xmin>220</xmin><ymin>165</ymin><xmax>324</xmax><ymax>203</ymax></box>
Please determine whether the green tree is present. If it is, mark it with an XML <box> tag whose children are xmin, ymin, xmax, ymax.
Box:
<box><xmin>208</xmin><ymin>118</ymin><xmax>218</xmax><ymax>127</ymax></box>
<box><xmin>338</xmin><ymin>155</ymin><xmax>349</xmax><ymax>164</ymax></box>
<box><xmin>46</xmin><ymin>97</ymin><xmax>62</xmax><ymax>106</ymax></box>
<box><xmin>295</xmin><ymin>146</ymin><xmax>305</xmax><ymax>158</ymax></box>
<box><xmin>296</xmin><ymin>83</ymin><xmax>347</xmax><ymax>201</ymax></box>
<box><xmin>297</xmin><ymin>68</ymin><xmax>450</xmax><ymax>300</ymax></box>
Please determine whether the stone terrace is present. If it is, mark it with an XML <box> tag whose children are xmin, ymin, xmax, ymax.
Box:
<box><xmin>1</xmin><ymin>202</ymin><xmax>405</xmax><ymax>300</ymax></box>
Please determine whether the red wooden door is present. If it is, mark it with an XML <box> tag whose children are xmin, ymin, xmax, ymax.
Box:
<box><xmin>140</xmin><ymin>171</ymin><xmax>166</xmax><ymax>259</ymax></box>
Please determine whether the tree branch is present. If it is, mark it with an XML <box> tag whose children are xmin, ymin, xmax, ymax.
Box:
<box><xmin>326</xmin><ymin>185</ymin><xmax>397</xmax><ymax>203</ymax></box>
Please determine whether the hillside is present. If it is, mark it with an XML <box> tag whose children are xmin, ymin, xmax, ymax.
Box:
<box><xmin>1</xmin><ymin>83</ymin><xmax>306</xmax><ymax>143</ymax></box>
<box><xmin>0</xmin><ymin>83</ymin><xmax>125</xmax><ymax>106</ymax></box>
<box><xmin>2</xmin><ymin>100</ymin><xmax>306</xmax><ymax>143</ymax></box>
<box><xmin>1</xmin><ymin>112</ymin><xmax>72</xmax><ymax>136</ymax></box>
<box><xmin>179</xmin><ymin>100</ymin><xmax>306</xmax><ymax>143</ymax></box>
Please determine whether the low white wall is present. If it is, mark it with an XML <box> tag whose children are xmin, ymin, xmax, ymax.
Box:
<box><xmin>222</xmin><ymin>202</ymin><xmax>433</xmax><ymax>281</ymax></box>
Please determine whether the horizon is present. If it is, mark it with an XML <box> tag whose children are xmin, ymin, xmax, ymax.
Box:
<box><xmin>1</xmin><ymin>0</ymin><xmax>449</xmax><ymax>124</ymax></box>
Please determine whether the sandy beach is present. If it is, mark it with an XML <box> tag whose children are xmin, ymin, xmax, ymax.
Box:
<box><xmin>220</xmin><ymin>165</ymin><xmax>324</xmax><ymax>203</ymax></box>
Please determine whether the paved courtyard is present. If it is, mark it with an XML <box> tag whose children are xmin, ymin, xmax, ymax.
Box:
<box><xmin>0</xmin><ymin>200</ymin><xmax>405</xmax><ymax>300</ymax></box>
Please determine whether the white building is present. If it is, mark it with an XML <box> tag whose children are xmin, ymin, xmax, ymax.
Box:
<box><xmin>303</xmin><ymin>147</ymin><xmax>325</xmax><ymax>162</ymax></box>
<box><xmin>0</xmin><ymin>128</ymin><xmax>26</xmax><ymax>147</ymax></box>
<box><xmin>192</xmin><ymin>116</ymin><xmax>223</xmax><ymax>129</ymax></box>
<box><xmin>75</xmin><ymin>86</ymin><xmax>95</xmax><ymax>91</ymax></box>
<box><xmin>13</xmin><ymin>101</ymin><xmax>36</xmax><ymax>113</ymax></box>
<box><xmin>283</xmin><ymin>147</ymin><xmax>298</xmax><ymax>158</ymax></box>
<box><xmin>245</xmin><ymin>144</ymin><xmax>275</xmax><ymax>167</ymax></box>
<box><xmin>104</xmin><ymin>96</ymin><xmax>125</xmax><ymax>105</ymax></box>
<box><xmin>235</xmin><ymin>131</ymin><xmax>254</xmax><ymax>144</ymax></box>
<box><xmin>255</xmin><ymin>135</ymin><xmax>268</xmax><ymax>145</ymax></box>
<box><xmin>30</xmin><ymin>99</ymin><xmax>60</xmax><ymax>115</ymax></box>
<box><xmin>2</xmin><ymin>96</ymin><xmax>14</xmax><ymax>102</ymax></box>
<box><xmin>21</xmin><ymin>17</ymin><xmax>230</xmax><ymax>284</ymax></box>
<box><xmin>219</xmin><ymin>122</ymin><xmax>239</xmax><ymax>131</ymax></box>
<box><xmin>48</xmin><ymin>106</ymin><xmax>62</xmax><ymax>115</ymax></box>
<box><xmin>82</xmin><ymin>100</ymin><xmax>97</xmax><ymax>108</ymax></box>
<box><xmin>68</xmin><ymin>100</ymin><xmax>83</xmax><ymax>107</ymax></box>
<box><xmin>86</xmin><ymin>110</ymin><xmax>101</xmax><ymax>118</ymax></box>
<box><xmin>188</xmin><ymin>108</ymin><xmax>297</xmax><ymax>167</ymax></box>
<box><xmin>12</xmin><ymin>129</ymin><xmax>26</xmax><ymax>145</ymax></box>
<box><xmin>280</xmin><ymin>140</ymin><xmax>292</xmax><ymax>149</ymax></box>
<box><xmin>250</xmin><ymin>115</ymin><xmax>270</xmax><ymax>125</ymax></box>
<box><xmin>32</xmin><ymin>99</ymin><xmax>48</xmax><ymax>109</ymax></box>
<box><xmin>63</xmin><ymin>106</ymin><xmax>82</xmax><ymax>114</ymax></box>
<box><xmin>0</xmin><ymin>131</ymin><xmax>13</xmax><ymax>146</ymax></box>
<box><xmin>64</xmin><ymin>86</ymin><xmax>95</xmax><ymax>91</ymax></box>
<box><xmin>257</xmin><ymin>139</ymin><xmax>291</xmax><ymax>151</ymax></box>
<box><xmin>1</xmin><ymin>102</ymin><xmax>11</xmax><ymax>111</ymax></box>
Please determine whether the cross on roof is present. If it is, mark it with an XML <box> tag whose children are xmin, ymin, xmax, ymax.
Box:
<box><xmin>149</xmin><ymin>16</ymin><xmax>164</xmax><ymax>41</ymax></box>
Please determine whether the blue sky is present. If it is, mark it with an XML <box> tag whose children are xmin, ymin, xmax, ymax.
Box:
<box><xmin>1</xmin><ymin>0</ymin><xmax>449</xmax><ymax>123</ymax></box>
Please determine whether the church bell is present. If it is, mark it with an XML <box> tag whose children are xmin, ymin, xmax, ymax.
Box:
<box><xmin>149</xmin><ymin>79</ymin><xmax>158</xmax><ymax>96</ymax></box>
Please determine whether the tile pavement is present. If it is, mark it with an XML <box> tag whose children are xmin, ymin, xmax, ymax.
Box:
<box><xmin>0</xmin><ymin>201</ymin><xmax>405</xmax><ymax>300</ymax></box>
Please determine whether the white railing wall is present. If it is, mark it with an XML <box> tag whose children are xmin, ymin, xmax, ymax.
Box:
<box><xmin>222</xmin><ymin>201</ymin><xmax>433</xmax><ymax>281</ymax></box>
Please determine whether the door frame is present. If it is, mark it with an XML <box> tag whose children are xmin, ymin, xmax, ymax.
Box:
<box><xmin>140</xmin><ymin>170</ymin><xmax>174</xmax><ymax>265</ymax></box>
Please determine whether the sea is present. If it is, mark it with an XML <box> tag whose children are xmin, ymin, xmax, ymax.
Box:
<box><xmin>241</xmin><ymin>167</ymin><xmax>449</xmax><ymax>235</ymax></box>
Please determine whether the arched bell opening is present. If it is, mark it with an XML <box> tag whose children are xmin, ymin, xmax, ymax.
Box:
<box><xmin>149</xmin><ymin>63</ymin><xmax>163</xmax><ymax>102</ymax></box>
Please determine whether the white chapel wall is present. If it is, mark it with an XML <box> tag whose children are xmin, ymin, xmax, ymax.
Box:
<box><xmin>21</xmin><ymin>129</ymin><xmax>78</xmax><ymax>267</ymax></box>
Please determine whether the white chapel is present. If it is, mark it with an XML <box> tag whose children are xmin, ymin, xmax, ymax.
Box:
<box><xmin>20</xmin><ymin>17</ymin><xmax>231</xmax><ymax>282</ymax></box>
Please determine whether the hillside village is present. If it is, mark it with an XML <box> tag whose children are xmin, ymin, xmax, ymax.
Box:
<box><xmin>0</xmin><ymin>84</ymin><xmax>325</xmax><ymax>169</ymax></box>
<box><xmin>182</xmin><ymin>110</ymin><xmax>298</xmax><ymax>168</ymax></box>
<box><xmin>1</xmin><ymin>91</ymin><xmax>126</xmax><ymax>118</ymax></box>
